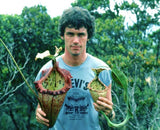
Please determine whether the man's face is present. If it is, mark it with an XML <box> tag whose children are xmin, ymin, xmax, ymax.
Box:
<box><xmin>62</xmin><ymin>27</ymin><xmax>88</xmax><ymax>56</ymax></box>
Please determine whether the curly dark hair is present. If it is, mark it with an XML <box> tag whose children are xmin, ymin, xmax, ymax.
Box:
<box><xmin>59</xmin><ymin>6</ymin><xmax>95</xmax><ymax>39</ymax></box>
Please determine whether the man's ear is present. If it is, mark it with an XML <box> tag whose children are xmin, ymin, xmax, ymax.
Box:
<box><xmin>61</xmin><ymin>36</ymin><xmax>64</xmax><ymax>40</ymax></box>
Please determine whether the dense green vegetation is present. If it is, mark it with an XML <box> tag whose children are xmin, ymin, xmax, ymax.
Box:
<box><xmin>0</xmin><ymin>0</ymin><xmax>159</xmax><ymax>129</ymax></box>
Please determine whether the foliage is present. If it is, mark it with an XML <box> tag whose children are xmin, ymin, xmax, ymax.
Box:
<box><xmin>0</xmin><ymin>0</ymin><xmax>160</xmax><ymax>129</ymax></box>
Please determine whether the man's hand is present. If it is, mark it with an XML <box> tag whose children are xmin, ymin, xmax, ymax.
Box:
<box><xmin>93</xmin><ymin>97</ymin><xmax>115</xmax><ymax>119</ymax></box>
<box><xmin>36</xmin><ymin>104</ymin><xmax>49</xmax><ymax>127</ymax></box>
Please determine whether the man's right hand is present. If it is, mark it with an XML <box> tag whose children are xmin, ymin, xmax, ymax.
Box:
<box><xmin>36</xmin><ymin>104</ymin><xmax>49</xmax><ymax>127</ymax></box>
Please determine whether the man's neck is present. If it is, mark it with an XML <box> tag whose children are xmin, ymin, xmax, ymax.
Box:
<box><xmin>62</xmin><ymin>53</ymin><xmax>87</xmax><ymax>67</ymax></box>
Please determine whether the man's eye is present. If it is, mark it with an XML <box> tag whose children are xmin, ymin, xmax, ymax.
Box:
<box><xmin>67</xmin><ymin>32</ymin><xmax>74</xmax><ymax>36</ymax></box>
<box><xmin>78</xmin><ymin>33</ymin><xmax>85</xmax><ymax>37</ymax></box>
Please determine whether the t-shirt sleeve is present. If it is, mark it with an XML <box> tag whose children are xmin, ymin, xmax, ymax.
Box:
<box><xmin>99</xmin><ymin>69</ymin><xmax>112</xmax><ymax>87</ymax></box>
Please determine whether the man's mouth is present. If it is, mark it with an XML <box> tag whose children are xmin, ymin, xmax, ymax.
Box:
<box><xmin>71</xmin><ymin>45</ymin><xmax>81</xmax><ymax>49</ymax></box>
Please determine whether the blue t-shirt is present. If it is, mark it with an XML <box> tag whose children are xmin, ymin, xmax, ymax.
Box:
<box><xmin>35</xmin><ymin>54</ymin><xmax>112</xmax><ymax>130</ymax></box>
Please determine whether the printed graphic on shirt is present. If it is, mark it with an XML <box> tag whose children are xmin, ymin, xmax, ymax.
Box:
<box><xmin>64</xmin><ymin>79</ymin><xmax>90</xmax><ymax>120</ymax></box>
<box><xmin>71</xmin><ymin>78</ymin><xmax>89</xmax><ymax>90</ymax></box>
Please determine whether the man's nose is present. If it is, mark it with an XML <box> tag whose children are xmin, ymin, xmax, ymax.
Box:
<box><xmin>73</xmin><ymin>36</ymin><xmax>79</xmax><ymax>43</ymax></box>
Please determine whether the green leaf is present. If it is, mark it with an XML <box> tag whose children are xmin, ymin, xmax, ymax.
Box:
<box><xmin>111</xmin><ymin>68</ymin><xmax>128</xmax><ymax>90</ymax></box>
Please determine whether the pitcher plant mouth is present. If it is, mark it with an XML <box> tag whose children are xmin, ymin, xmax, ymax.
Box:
<box><xmin>87</xmin><ymin>86</ymin><xmax>108</xmax><ymax>93</ymax></box>
<box><xmin>34</xmin><ymin>62</ymin><xmax>72</xmax><ymax>96</ymax></box>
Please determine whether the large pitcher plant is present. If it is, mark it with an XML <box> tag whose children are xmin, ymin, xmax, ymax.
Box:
<box><xmin>1</xmin><ymin>38</ymin><xmax>132</xmax><ymax>128</ymax></box>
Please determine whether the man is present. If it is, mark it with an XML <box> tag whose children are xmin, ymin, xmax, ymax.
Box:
<box><xmin>35</xmin><ymin>6</ymin><xmax>115</xmax><ymax>130</ymax></box>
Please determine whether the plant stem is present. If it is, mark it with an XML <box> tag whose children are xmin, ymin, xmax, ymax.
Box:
<box><xmin>0</xmin><ymin>38</ymin><xmax>38</xmax><ymax>99</ymax></box>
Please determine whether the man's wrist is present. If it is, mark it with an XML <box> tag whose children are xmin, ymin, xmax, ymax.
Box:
<box><xmin>108</xmin><ymin>110</ymin><xmax>115</xmax><ymax>120</ymax></box>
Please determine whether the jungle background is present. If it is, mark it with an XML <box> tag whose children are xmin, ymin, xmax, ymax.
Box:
<box><xmin>0</xmin><ymin>0</ymin><xmax>159</xmax><ymax>129</ymax></box>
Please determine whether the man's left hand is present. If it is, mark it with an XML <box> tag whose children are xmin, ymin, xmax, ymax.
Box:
<box><xmin>93</xmin><ymin>97</ymin><xmax>113</xmax><ymax>116</ymax></box>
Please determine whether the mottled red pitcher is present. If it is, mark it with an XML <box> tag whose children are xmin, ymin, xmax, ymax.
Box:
<box><xmin>34</xmin><ymin>62</ymin><xmax>72</xmax><ymax>127</ymax></box>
